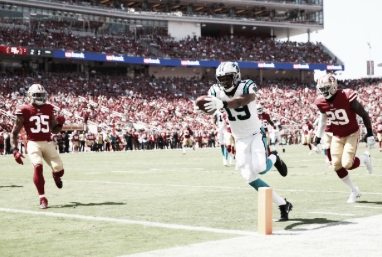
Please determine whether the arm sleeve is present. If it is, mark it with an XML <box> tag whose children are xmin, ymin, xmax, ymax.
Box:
<box><xmin>316</xmin><ymin>112</ymin><xmax>327</xmax><ymax>138</ymax></box>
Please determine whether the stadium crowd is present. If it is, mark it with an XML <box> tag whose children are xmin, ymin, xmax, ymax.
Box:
<box><xmin>0</xmin><ymin>23</ymin><xmax>336</xmax><ymax>64</ymax></box>
<box><xmin>1</xmin><ymin>69</ymin><xmax>381</xmax><ymax>154</ymax></box>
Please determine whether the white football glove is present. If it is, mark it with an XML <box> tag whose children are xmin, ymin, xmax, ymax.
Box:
<box><xmin>367</xmin><ymin>136</ymin><xmax>376</xmax><ymax>149</ymax></box>
<box><xmin>204</xmin><ymin>96</ymin><xmax>224</xmax><ymax>112</ymax></box>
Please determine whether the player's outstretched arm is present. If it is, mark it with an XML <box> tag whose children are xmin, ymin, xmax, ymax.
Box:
<box><xmin>10</xmin><ymin>115</ymin><xmax>25</xmax><ymax>165</ymax></box>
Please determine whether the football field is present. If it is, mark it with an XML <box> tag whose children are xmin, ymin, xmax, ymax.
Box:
<box><xmin>0</xmin><ymin>144</ymin><xmax>381</xmax><ymax>257</ymax></box>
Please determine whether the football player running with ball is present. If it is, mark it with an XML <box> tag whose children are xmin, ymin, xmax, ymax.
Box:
<box><xmin>203</xmin><ymin>61</ymin><xmax>293</xmax><ymax>221</ymax></box>
<box><xmin>314</xmin><ymin>74</ymin><xmax>375</xmax><ymax>203</ymax></box>
<box><xmin>10</xmin><ymin>84</ymin><xmax>66</xmax><ymax>209</ymax></box>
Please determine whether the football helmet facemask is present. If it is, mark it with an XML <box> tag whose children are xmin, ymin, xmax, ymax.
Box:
<box><xmin>256</xmin><ymin>104</ymin><xmax>264</xmax><ymax>114</ymax></box>
<box><xmin>216</xmin><ymin>62</ymin><xmax>241</xmax><ymax>93</ymax></box>
<box><xmin>27</xmin><ymin>84</ymin><xmax>48</xmax><ymax>106</ymax></box>
<box><xmin>317</xmin><ymin>74</ymin><xmax>338</xmax><ymax>99</ymax></box>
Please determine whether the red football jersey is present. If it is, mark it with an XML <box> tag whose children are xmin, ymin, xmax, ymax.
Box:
<box><xmin>314</xmin><ymin>89</ymin><xmax>359</xmax><ymax>138</ymax></box>
<box><xmin>302</xmin><ymin>123</ymin><xmax>313</xmax><ymax>135</ymax></box>
<box><xmin>376</xmin><ymin>122</ymin><xmax>382</xmax><ymax>133</ymax></box>
<box><xmin>72</xmin><ymin>134</ymin><xmax>80</xmax><ymax>142</ymax></box>
<box><xmin>258</xmin><ymin>113</ymin><xmax>271</xmax><ymax>132</ymax></box>
<box><xmin>183</xmin><ymin>128</ymin><xmax>191</xmax><ymax>139</ymax></box>
<box><xmin>15</xmin><ymin>104</ymin><xmax>54</xmax><ymax>141</ymax></box>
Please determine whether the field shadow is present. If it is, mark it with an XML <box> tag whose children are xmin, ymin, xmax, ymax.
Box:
<box><xmin>0</xmin><ymin>185</ymin><xmax>23</xmax><ymax>188</ymax></box>
<box><xmin>357</xmin><ymin>200</ymin><xmax>382</xmax><ymax>205</ymax></box>
<box><xmin>50</xmin><ymin>201</ymin><xmax>126</xmax><ymax>208</ymax></box>
<box><xmin>283</xmin><ymin>218</ymin><xmax>354</xmax><ymax>231</ymax></box>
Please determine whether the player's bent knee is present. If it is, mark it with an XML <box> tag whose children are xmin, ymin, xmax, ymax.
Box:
<box><xmin>51</xmin><ymin>159</ymin><xmax>64</xmax><ymax>172</ymax></box>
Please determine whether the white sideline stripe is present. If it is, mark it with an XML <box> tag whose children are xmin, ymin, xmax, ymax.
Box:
<box><xmin>309</xmin><ymin>212</ymin><xmax>355</xmax><ymax>216</ymax></box>
<box><xmin>0</xmin><ymin>208</ymin><xmax>257</xmax><ymax>236</ymax></box>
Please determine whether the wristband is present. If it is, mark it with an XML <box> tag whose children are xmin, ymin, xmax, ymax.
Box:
<box><xmin>223</xmin><ymin>101</ymin><xmax>228</xmax><ymax>108</ymax></box>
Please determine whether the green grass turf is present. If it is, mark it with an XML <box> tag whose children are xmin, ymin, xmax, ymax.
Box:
<box><xmin>0</xmin><ymin>144</ymin><xmax>381</xmax><ymax>256</ymax></box>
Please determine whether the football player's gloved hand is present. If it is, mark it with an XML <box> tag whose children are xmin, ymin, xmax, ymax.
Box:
<box><xmin>13</xmin><ymin>149</ymin><xmax>25</xmax><ymax>165</ymax></box>
<box><xmin>366</xmin><ymin>136</ymin><xmax>376</xmax><ymax>149</ymax></box>
<box><xmin>314</xmin><ymin>137</ymin><xmax>321</xmax><ymax>146</ymax></box>
<box><xmin>56</xmin><ymin>115</ymin><xmax>65</xmax><ymax>125</ymax></box>
<box><xmin>204</xmin><ymin>96</ymin><xmax>224</xmax><ymax>112</ymax></box>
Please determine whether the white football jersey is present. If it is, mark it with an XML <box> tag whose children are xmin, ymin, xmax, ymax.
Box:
<box><xmin>214</xmin><ymin>109</ymin><xmax>227</xmax><ymax>133</ymax></box>
<box><xmin>208</xmin><ymin>80</ymin><xmax>261</xmax><ymax>139</ymax></box>
<box><xmin>271</xmin><ymin>121</ymin><xmax>281</xmax><ymax>133</ymax></box>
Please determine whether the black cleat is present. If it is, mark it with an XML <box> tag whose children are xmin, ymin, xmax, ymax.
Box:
<box><xmin>271</xmin><ymin>150</ymin><xmax>288</xmax><ymax>177</ymax></box>
<box><xmin>282</xmin><ymin>148</ymin><xmax>285</xmax><ymax>153</ymax></box>
<box><xmin>52</xmin><ymin>172</ymin><xmax>63</xmax><ymax>189</ymax></box>
<box><xmin>278</xmin><ymin>199</ymin><xmax>293</xmax><ymax>221</ymax></box>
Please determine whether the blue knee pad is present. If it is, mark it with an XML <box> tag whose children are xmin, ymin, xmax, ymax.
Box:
<box><xmin>249</xmin><ymin>179</ymin><xmax>270</xmax><ymax>191</ymax></box>
<box><xmin>259</xmin><ymin>158</ymin><xmax>273</xmax><ymax>175</ymax></box>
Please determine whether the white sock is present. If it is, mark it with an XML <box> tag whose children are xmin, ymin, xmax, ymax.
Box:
<box><xmin>357</xmin><ymin>155</ymin><xmax>366</xmax><ymax>164</ymax></box>
<box><xmin>272</xmin><ymin>191</ymin><xmax>286</xmax><ymax>206</ymax></box>
<box><xmin>341</xmin><ymin>175</ymin><xmax>357</xmax><ymax>191</ymax></box>
<box><xmin>268</xmin><ymin>154</ymin><xmax>276</xmax><ymax>165</ymax></box>
<box><xmin>39</xmin><ymin>194</ymin><xmax>45</xmax><ymax>199</ymax></box>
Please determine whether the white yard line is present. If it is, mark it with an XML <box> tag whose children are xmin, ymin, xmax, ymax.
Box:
<box><xmin>0</xmin><ymin>207</ymin><xmax>257</xmax><ymax>236</ymax></box>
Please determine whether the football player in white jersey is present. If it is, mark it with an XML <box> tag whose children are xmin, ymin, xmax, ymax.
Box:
<box><xmin>203</xmin><ymin>61</ymin><xmax>293</xmax><ymax>221</ymax></box>
<box><xmin>269</xmin><ymin>118</ymin><xmax>286</xmax><ymax>153</ymax></box>
<box><xmin>214</xmin><ymin>108</ymin><xmax>229</xmax><ymax>166</ymax></box>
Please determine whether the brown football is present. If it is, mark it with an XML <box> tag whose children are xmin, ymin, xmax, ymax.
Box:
<box><xmin>195</xmin><ymin>95</ymin><xmax>216</xmax><ymax>114</ymax></box>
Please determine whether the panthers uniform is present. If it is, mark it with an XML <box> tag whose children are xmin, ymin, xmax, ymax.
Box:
<box><xmin>208</xmin><ymin>81</ymin><xmax>261</xmax><ymax>140</ymax></box>
<box><xmin>269</xmin><ymin>119</ymin><xmax>285</xmax><ymax>152</ymax></box>
<box><xmin>214</xmin><ymin>109</ymin><xmax>227</xmax><ymax>145</ymax></box>
<box><xmin>214</xmin><ymin>109</ymin><xmax>229</xmax><ymax>165</ymax></box>
<box><xmin>204</xmin><ymin>61</ymin><xmax>291</xmax><ymax>221</ymax></box>
<box><xmin>208</xmin><ymin>80</ymin><xmax>265</xmax><ymax>181</ymax></box>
